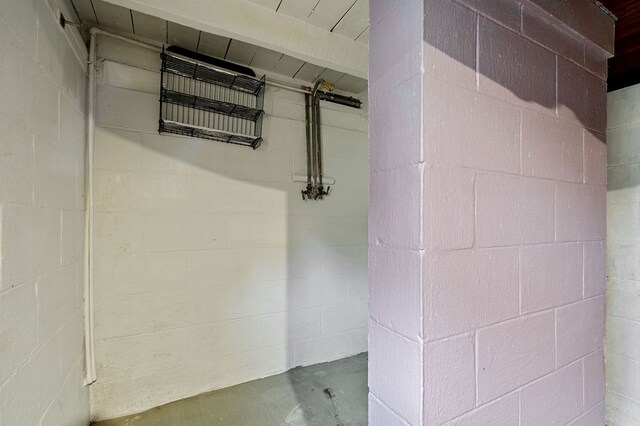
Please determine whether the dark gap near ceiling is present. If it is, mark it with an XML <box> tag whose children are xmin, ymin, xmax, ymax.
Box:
<box><xmin>292</xmin><ymin>62</ymin><xmax>306</xmax><ymax>79</ymax></box>
<box><xmin>308</xmin><ymin>0</ymin><xmax>321</xmax><ymax>19</ymax></box>
<box><xmin>330</xmin><ymin>0</ymin><xmax>357</xmax><ymax>32</ymax></box>
<box><xmin>89</xmin><ymin>0</ymin><xmax>99</xmax><ymax>24</ymax></box>
<box><xmin>355</xmin><ymin>26</ymin><xmax>367</xmax><ymax>41</ymax></box>
<box><xmin>223</xmin><ymin>39</ymin><xmax>232</xmax><ymax>60</ymax></box>
<box><xmin>129</xmin><ymin>9</ymin><xmax>135</xmax><ymax>34</ymax></box>
<box><xmin>195</xmin><ymin>31</ymin><xmax>202</xmax><ymax>52</ymax></box>
<box><xmin>599</xmin><ymin>0</ymin><xmax>640</xmax><ymax>91</ymax></box>
<box><xmin>68</xmin><ymin>0</ymin><xmax>83</xmax><ymax>23</ymax></box>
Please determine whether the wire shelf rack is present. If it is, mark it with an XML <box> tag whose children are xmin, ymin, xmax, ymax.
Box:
<box><xmin>159</xmin><ymin>48</ymin><xmax>265</xmax><ymax>149</ymax></box>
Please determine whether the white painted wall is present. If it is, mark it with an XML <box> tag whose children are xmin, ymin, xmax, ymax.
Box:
<box><xmin>0</xmin><ymin>0</ymin><xmax>90</xmax><ymax>424</ymax></box>
<box><xmin>89</xmin><ymin>37</ymin><xmax>368</xmax><ymax>420</ymax></box>
<box><xmin>607</xmin><ymin>83</ymin><xmax>640</xmax><ymax>425</ymax></box>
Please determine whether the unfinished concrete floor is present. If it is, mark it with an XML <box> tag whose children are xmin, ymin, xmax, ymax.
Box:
<box><xmin>93</xmin><ymin>353</ymin><xmax>368</xmax><ymax>426</ymax></box>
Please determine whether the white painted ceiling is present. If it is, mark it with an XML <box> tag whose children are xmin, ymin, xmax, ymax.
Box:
<box><xmin>68</xmin><ymin>0</ymin><xmax>369</xmax><ymax>94</ymax></box>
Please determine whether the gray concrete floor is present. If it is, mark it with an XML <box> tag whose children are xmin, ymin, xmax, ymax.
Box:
<box><xmin>93</xmin><ymin>353</ymin><xmax>368</xmax><ymax>426</ymax></box>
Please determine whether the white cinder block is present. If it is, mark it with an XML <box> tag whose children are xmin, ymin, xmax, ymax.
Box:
<box><xmin>226</xmin><ymin>145</ymin><xmax>293</xmax><ymax>183</ymax></box>
<box><xmin>1</xmin><ymin>204</ymin><xmax>60</xmax><ymax>290</ymax></box>
<box><xmin>607</xmin><ymin>279</ymin><xmax>640</xmax><ymax>323</ymax></box>
<box><xmin>369</xmin><ymin>322</ymin><xmax>422</xmax><ymax>425</ymax></box>
<box><xmin>270</xmin><ymin>99</ymin><xmax>306</xmax><ymax>121</ymax></box>
<box><xmin>226</xmin><ymin>214</ymin><xmax>287</xmax><ymax>248</ymax></box>
<box><xmin>188</xmin><ymin>317</ymin><xmax>266</xmax><ymax>363</ymax></box>
<box><xmin>346</xmin><ymin>217</ymin><xmax>368</xmax><ymax>245</ymax></box>
<box><xmin>59</xmin><ymin>94</ymin><xmax>86</xmax><ymax>164</ymax></box>
<box><xmin>40</xmin><ymin>359</ymin><xmax>90</xmax><ymax>426</ymax></box>
<box><xmin>141</xmin><ymin>133</ymin><xmax>182</xmax><ymax>174</ymax></box>
<box><xmin>34</xmin><ymin>138</ymin><xmax>77</xmax><ymax>210</ymax></box>
<box><xmin>348</xmin><ymin>327</ymin><xmax>368</xmax><ymax>354</ymax></box>
<box><xmin>476</xmin><ymin>312</ymin><xmax>555</xmax><ymax>404</ymax></box>
<box><xmin>608</xmin><ymin>123</ymin><xmax>640</xmax><ymax>166</ymax></box>
<box><xmin>60</xmin><ymin>49</ymin><xmax>87</xmax><ymax>114</ymax></box>
<box><xmin>36</xmin><ymin>1</ymin><xmax>67</xmax><ymax>84</ymax></box>
<box><xmin>369</xmin><ymin>246</ymin><xmax>422</xmax><ymax>340</ymax></box>
<box><xmin>556</xmin><ymin>296</ymin><xmax>604</xmax><ymax>367</ymax></box>
<box><xmin>607</xmin><ymin>242</ymin><xmax>640</xmax><ymax>282</ymax></box>
<box><xmin>94</xmin><ymin>250</ymin><xmax>187</xmax><ymax>297</ymax></box>
<box><xmin>0</xmin><ymin>120</ymin><xmax>33</xmax><ymax>204</ymax></box>
<box><xmin>93</xmin><ymin>171</ymin><xmax>141</xmax><ymax>212</ymax></box>
<box><xmin>348</xmin><ymin>273</ymin><xmax>368</xmax><ymax>301</ymax></box>
<box><xmin>96</xmin><ymin>85</ymin><xmax>158</xmax><ymax>133</ymax></box>
<box><xmin>262</xmin><ymin>116</ymin><xmax>306</xmax><ymax>153</ymax></box>
<box><xmin>321</xmin><ymin>245</ymin><xmax>367</xmax><ymax>277</ymax></box>
<box><xmin>96</xmin><ymin>37</ymin><xmax>162</xmax><ymax>72</ymax></box>
<box><xmin>321</xmin><ymin>107</ymin><xmax>368</xmax><ymax>133</ymax></box>
<box><xmin>100</xmin><ymin>61</ymin><xmax>159</xmax><ymax>94</ymax></box>
<box><xmin>0</xmin><ymin>24</ymin><xmax>37</xmax><ymax>134</ymax></box>
<box><xmin>95</xmin><ymin>127</ymin><xmax>142</xmax><ymax>172</ymax></box>
<box><xmin>520</xmin><ymin>243</ymin><xmax>583</xmax><ymax>313</ymax></box>
<box><xmin>606</xmin><ymin>391</ymin><xmax>640</xmax><ymax>426</ymax></box>
<box><xmin>606</xmin><ymin>353</ymin><xmax>640</xmax><ymax>406</ymax></box>
<box><xmin>185</xmin><ymin>248</ymin><xmax>265</xmax><ymax>287</ymax></box>
<box><xmin>173</xmin><ymin>138</ymin><xmax>227</xmax><ymax>176</ymax></box>
<box><xmin>0</xmin><ymin>282</ymin><xmax>38</xmax><ymax>385</ymax></box>
<box><xmin>1</xmin><ymin>0</ymin><xmax>38</xmax><ymax>53</ymax></box>
<box><xmin>425</xmin><ymin>248</ymin><xmax>519</xmax><ymax>341</ymax></box>
<box><xmin>0</xmin><ymin>324</ymin><xmax>68</xmax><ymax>426</ymax></box>
<box><xmin>293</xmin><ymin>332</ymin><xmax>353</xmax><ymax>367</ymax></box>
<box><xmin>258</xmin><ymin>246</ymin><xmax>322</xmax><ymax>281</ymax></box>
<box><xmin>96</xmin><ymin>330</ymin><xmax>191</xmax><ymax>382</ymax></box>
<box><xmin>262</xmin><ymin>308</ymin><xmax>323</xmax><ymax>345</ymax></box>
<box><xmin>322</xmin><ymin>301</ymin><xmax>368</xmax><ymax>334</ymax></box>
<box><xmin>584</xmin><ymin>240</ymin><xmax>606</xmax><ymax>297</ymax></box>
<box><xmin>289</xmin><ymin>274</ymin><xmax>349</xmax><ymax>309</ymax></box>
<box><xmin>60</xmin><ymin>210</ymin><xmax>79</xmax><ymax>265</ymax></box>
<box><xmin>424</xmin><ymin>333</ymin><xmax>475</xmax><ymax>424</ymax></box>
<box><xmin>94</xmin><ymin>212</ymin><xmax>143</xmax><ymax>255</ymax></box>
<box><xmin>607</xmin><ymin>316</ymin><xmax>640</xmax><ymax>361</ymax></box>
<box><xmin>583</xmin><ymin>349</ymin><xmax>605</xmax><ymax>410</ymax></box>
<box><xmin>258</xmin><ymin>182</ymin><xmax>293</xmax><ymax>215</ymax></box>
<box><xmin>369</xmin><ymin>394</ymin><xmax>411</xmax><ymax>426</ymax></box>
<box><xmin>520</xmin><ymin>362</ymin><xmax>583</xmax><ymax>426</ymax></box>
<box><xmin>37</xmin><ymin>265</ymin><xmax>77</xmax><ymax>344</ymax></box>
<box><xmin>446</xmin><ymin>393</ymin><xmax>519</xmax><ymax>426</ymax></box>
<box><xmin>322</xmin><ymin>126</ymin><xmax>368</xmax><ymax>159</ymax></box>
<box><xmin>142</xmin><ymin>211</ymin><xmax>226</xmax><ymax>252</ymax></box>
<box><xmin>292</xmin><ymin>215</ymin><xmax>350</xmax><ymax>246</ymax></box>
<box><xmin>568</xmin><ymin>402</ymin><xmax>604</xmax><ymax>426</ymax></box>
<box><xmin>607</xmin><ymin>83</ymin><xmax>640</xmax><ymax>129</ymax></box>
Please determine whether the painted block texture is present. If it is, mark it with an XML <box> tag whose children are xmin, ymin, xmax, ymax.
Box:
<box><xmin>370</xmin><ymin>0</ymin><xmax>608</xmax><ymax>424</ymax></box>
<box><xmin>0</xmin><ymin>0</ymin><xmax>89</xmax><ymax>424</ymax></box>
<box><xmin>91</xmin><ymin>43</ymin><xmax>368</xmax><ymax>420</ymax></box>
<box><xmin>607</xmin><ymin>82</ymin><xmax>640</xmax><ymax>425</ymax></box>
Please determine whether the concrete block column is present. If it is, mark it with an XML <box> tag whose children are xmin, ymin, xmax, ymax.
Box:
<box><xmin>369</xmin><ymin>0</ymin><xmax>613</xmax><ymax>424</ymax></box>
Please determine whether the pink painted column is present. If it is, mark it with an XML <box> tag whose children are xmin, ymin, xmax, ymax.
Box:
<box><xmin>369</xmin><ymin>0</ymin><xmax>614</xmax><ymax>424</ymax></box>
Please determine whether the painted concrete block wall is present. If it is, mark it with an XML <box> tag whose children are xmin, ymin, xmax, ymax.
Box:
<box><xmin>369</xmin><ymin>0</ymin><xmax>609</xmax><ymax>424</ymax></box>
<box><xmin>89</xmin><ymin>38</ymin><xmax>368</xmax><ymax>420</ymax></box>
<box><xmin>0</xmin><ymin>0</ymin><xmax>90</xmax><ymax>424</ymax></box>
<box><xmin>606</xmin><ymin>83</ymin><xmax>640</xmax><ymax>425</ymax></box>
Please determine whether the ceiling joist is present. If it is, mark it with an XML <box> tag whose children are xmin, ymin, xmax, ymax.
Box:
<box><xmin>101</xmin><ymin>0</ymin><xmax>368</xmax><ymax>78</ymax></box>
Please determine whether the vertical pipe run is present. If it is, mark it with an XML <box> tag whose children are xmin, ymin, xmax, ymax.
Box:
<box><xmin>304</xmin><ymin>94</ymin><xmax>313</xmax><ymax>189</ymax></box>
<box><xmin>308</xmin><ymin>79</ymin><xmax>331</xmax><ymax>199</ymax></box>
<box><xmin>84</xmin><ymin>28</ymin><xmax>98</xmax><ymax>386</ymax></box>
<box><xmin>314</xmin><ymin>95</ymin><xmax>323</xmax><ymax>187</ymax></box>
